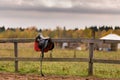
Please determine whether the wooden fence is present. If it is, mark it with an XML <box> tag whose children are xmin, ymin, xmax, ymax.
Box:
<box><xmin>0</xmin><ymin>38</ymin><xmax>120</xmax><ymax>76</ymax></box>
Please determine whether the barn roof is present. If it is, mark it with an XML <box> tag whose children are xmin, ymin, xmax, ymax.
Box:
<box><xmin>100</xmin><ymin>34</ymin><xmax>120</xmax><ymax>40</ymax></box>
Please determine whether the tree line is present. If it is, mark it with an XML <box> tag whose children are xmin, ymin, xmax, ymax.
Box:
<box><xmin>0</xmin><ymin>25</ymin><xmax>120</xmax><ymax>39</ymax></box>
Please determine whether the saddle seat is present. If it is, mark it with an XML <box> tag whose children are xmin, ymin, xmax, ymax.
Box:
<box><xmin>34</xmin><ymin>33</ymin><xmax>54</xmax><ymax>52</ymax></box>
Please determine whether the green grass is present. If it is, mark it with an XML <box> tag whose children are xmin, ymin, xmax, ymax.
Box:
<box><xmin>94</xmin><ymin>63</ymin><xmax>120</xmax><ymax>78</ymax></box>
<box><xmin>0</xmin><ymin>43</ymin><xmax>120</xmax><ymax>78</ymax></box>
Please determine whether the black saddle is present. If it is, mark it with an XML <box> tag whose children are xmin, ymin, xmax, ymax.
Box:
<box><xmin>35</xmin><ymin>34</ymin><xmax>54</xmax><ymax>52</ymax></box>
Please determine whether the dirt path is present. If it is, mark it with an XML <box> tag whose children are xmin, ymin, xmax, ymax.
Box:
<box><xmin>0</xmin><ymin>72</ymin><xmax>119</xmax><ymax>80</ymax></box>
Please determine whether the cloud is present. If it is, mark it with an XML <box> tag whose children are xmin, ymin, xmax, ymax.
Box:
<box><xmin>0</xmin><ymin>0</ymin><xmax>120</xmax><ymax>14</ymax></box>
<box><xmin>1</xmin><ymin>0</ymin><xmax>120</xmax><ymax>29</ymax></box>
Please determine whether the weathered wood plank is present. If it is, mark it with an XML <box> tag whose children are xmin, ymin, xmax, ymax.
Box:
<box><xmin>88</xmin><ymin>43</ymin><xmax>94</xmax><ymax>75</ymax></box>
<box><xmin>93</xmin><ymin>59</ymin><xmax>120</xmax><ymax>64</ymax></box>
<box><xmin>0</xmin><ymin>57</ymin><xmax>89</xmax><ymax>62</ymax></box>
<box><xmin>0</xmin><ymin>57</ymin><xmax>15</xmax><ymax>61</ymax></box>
<box><xmin>0</xmin><ymin>38</ymin><xmax>34</xmax><ymax>43</ymax></box>
<box><xmin>14</xmin><ymin>42</ymin><xmax>18</xmax><ymax>72</ymax></box>
<box><xmin>0</xmin><ymin>57</ymin><xmax>120</xmax><ymax>64</ymax></box>
<box><xmin>0</xmin><ymin>38</ymin><xmax>120</xmax><ymax>43</ymax></box>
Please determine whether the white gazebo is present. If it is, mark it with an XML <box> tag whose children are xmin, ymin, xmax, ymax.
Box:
<box><xmin>100</xmin><ymin>33</ymin><xmax>120</xmax><ymax>51</ymax></box>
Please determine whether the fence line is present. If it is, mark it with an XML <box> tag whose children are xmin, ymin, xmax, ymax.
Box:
<box><xmin>0</xmin><ymin>38</ymin><xmax>120</xmax><ymax>76</ymax></box>
<box><xmin>0</xmin><ymin>57</ymin><xmax>120</xmax><ymax>64</ymax></box>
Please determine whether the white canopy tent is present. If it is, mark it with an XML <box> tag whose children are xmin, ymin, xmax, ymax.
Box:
<box><xmin>100</xmin><ymin>33</ymin><xmax>120</xmax><ymax>50</ymax></box>
<box><xmin>100</xmin><ymin>34</ymin><xmax>120</xmax><ymax>40</ymax></box>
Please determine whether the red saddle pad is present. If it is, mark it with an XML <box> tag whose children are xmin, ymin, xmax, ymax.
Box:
<box><xmin>34</xmin><ymin>41</ymin><xmax>49</xmax><ymax>52</ymax></box>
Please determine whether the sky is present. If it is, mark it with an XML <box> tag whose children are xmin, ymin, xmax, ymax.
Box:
<box><xmin>1</xmin><ymin>0</ymin><xmax>120</xmax><ymax>30</ymax></box>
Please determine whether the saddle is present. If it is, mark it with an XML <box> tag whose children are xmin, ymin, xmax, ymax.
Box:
<box><xmin>34</xmin><ymin>33</ymin><xmax>54</xmax><ymax>52</ymax></box>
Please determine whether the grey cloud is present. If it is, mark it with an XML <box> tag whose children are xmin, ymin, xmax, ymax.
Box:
<box><xmin>0</xmin><ymin>0</ymin><xmax>120</xmax><ymax>14</ymax></box>
<box><xmin>2</xmin><ymin>6</ymin><xmax>119</xmax><ymax>15</ymax></box>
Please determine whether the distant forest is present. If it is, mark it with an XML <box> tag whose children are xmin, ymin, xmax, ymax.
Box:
<box><xmin>0</xmin><ymin>25</ymin><xmax>120</xmax><ymax>39</ymax></box>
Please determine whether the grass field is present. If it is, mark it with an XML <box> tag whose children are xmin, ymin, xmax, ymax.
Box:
<box><xmin>0</xmin><ymin>43</ymin><xmax>120</xmax><ymax>78</ymax></box>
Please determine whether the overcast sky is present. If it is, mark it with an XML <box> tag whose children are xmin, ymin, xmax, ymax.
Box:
<box><xmin>1</xmin><ymin>0</ymin><xmax>120</xmax><ymax>29</ymax></box>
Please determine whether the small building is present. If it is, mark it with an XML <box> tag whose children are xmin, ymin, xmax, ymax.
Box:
<box><xmin>100</xmin><ymin>33</ymin><xmax>120</xmax><ymax>51</ymax></box>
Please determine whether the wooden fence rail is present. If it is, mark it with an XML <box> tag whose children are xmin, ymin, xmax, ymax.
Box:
<box><xmin>0</xmin><ymin>57</ymin><xmax>120</xmax><ymax>64</ymax></box>
<box><xmin>0</xmin><ymin>38</ymin><xmax>120</xmax><ymax>76</ymax></box>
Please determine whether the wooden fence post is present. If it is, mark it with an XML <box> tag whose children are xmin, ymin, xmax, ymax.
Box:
<box><xmin>88</xmin><ymin>28</ymin><xmax>95</xmax><ymax>75</ymax></box>
<box><xmin>74</xmin><ymin>50</ymin><xmax>76</xmax><ymax>58</ymax></box>
<box><xmin>88</xmin><ymin>42</ymin><xmax>94</xmax><ymax>76</ymax></box>
<box><xmin>14</xmin><ymin>42</ymin><xmax>18</xmax><ymax>72</ymax></box>
<box><xmin>50</xmin><ymin>51</ymin><xmax>53</xmax><ymax>58</ymax></box>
